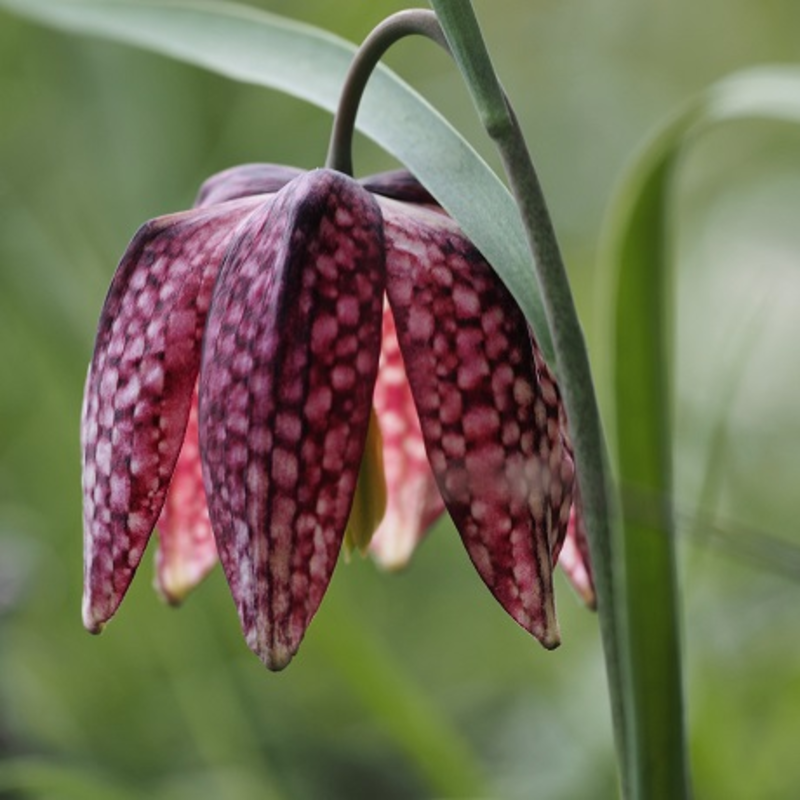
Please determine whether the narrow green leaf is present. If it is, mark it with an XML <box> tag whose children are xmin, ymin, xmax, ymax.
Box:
<box><xmin>608</xmin><ymin>151</ymin><xmax>689</xmax><ymax>800</ymax></box>
<box><xmin>0</xmin><ymin>0</ymin><xmax>553</xmax><ymax>358</ymax></box>
<box><xmin>602</xmin><ymin>65</ymin><xmax>800</xmax><ymax>798</ymax></box>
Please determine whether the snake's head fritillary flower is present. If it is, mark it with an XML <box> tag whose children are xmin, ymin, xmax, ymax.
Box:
<box><xmin>81</xmin><ymin>163</ymin><xmax>592</xmax><ymax>670</ymax></box>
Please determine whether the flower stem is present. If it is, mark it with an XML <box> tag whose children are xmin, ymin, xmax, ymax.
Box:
<box><xmin>325</xmin><ymin>9</ymin><xmax>448</xmax><ymax>176</ymax></box>
<box><xmin>427</xmin><ymin>0</ymin><xmax>633</xmax><ymax>794</ymax></box>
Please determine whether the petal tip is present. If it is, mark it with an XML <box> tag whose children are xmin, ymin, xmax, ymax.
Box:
<box><xmin>153</xmin><ymin>555</ymin><xmax>212</xmax><ymax>607</ymax></box>
<box><xmin>526</xmin><ymin>592</ymin><xmax>561</xmax><ymax>651</ymax></box>
<box><xmin>539</xmin><ymin>627</ymin><xmax>562</xmax><ymax>651</ymax></box>
<box><xmin>153</xmin><ymin>581</ymin><xmax>185</xmax><ymax>608</ymax></box>
<box><xmin>368</xmin><ymin>530</ymin><xmax>415</xmax><ymax>572</ymax></box>
<box><xmin>248</xmin><ymin>633</ymin><xmax>296</xmax><ymax>672</ymax></box>
<box><xmin>371</xmin><ymin>552</ymin><xmax>412</xmax><ymax>573</ymax></box>
<box><xmin>85</xmin><ymin>621</ymin><xmax>106</xmax><ymax>636</ymax></box>
<box><xmin>241</xmin><ymin>611</ymin><xmax>301</xmax><ymax>671</ymax></box>
<box><xmin>81</xmin><ymin>601</ymin><xmax>107</xmax><ymax>635</ymax></box>
<box><xmin>261</xmin><ymin>651</ymin><xmax>295</xmax><ymax>672</ymax></box>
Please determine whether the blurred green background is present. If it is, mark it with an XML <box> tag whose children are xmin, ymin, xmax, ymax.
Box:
<box><xmin>1</xmin><ymin>1</ymin><xmax>799</xmax><ymax>798</ymax></box>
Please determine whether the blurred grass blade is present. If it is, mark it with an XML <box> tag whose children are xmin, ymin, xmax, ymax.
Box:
<box><xmin>602</xmin><ymin>65</ymin><xmax>800</xmax><ymax>798</ymax></box>
<box><xmin>0</xmin><ymin>758</ymin><xmax>141</xmax><ymax>800</ymax></box>
<box><xmin>0</xmin><ymin>0</ymin><xmax>553</xmax><ymax>359</ymax></box>
<box><xmin>607</xmin><ymin>148</ymin><xmax>688</xmax><ymax>800</ymax></box>
<box><xmin>315</xmin><ymin>591</ymin><xmax>487</xmax><ymax>798</ymax></box>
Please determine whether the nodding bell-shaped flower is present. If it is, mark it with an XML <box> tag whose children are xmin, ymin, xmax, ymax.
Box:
<box><xmin>81</xmin><ymin>163</ymin><xmax>593</xmax><ymax>670</ymax></box>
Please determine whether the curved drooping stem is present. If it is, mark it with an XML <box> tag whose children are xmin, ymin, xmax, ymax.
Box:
<box><xmin>325</xmin><ymin>10</ymin><xmax>449</xmax><ymax>175</ymax></box>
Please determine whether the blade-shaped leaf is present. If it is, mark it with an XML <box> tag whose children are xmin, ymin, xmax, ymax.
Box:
<box><xmin>0</xmin><ymin>0</ymin><xmax>553</xmax><ymax>360</ymax></box>
<box><xmin>601</xmin><ymin>66</ymin><xmax>800</xmax><ymax>798</ymax></box>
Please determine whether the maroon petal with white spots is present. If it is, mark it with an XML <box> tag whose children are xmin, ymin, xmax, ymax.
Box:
<box><xmin>532</xmin><ymin>349</ymin><xmax>595</xmax><ymax>604</ymax></box>
<box><xmin>81</xmin><ymin>195</ymin><xmax>267</xmax><ymax>633</ymax></box>
<box><xmin>200</xmin><ymin>170</ymin><xmax>385</xmax><ymax>670</ymax></box>
<box><xmin>370</xmin><ymin>303</ymin><xmax>445</xmax><ymax>569</ymax></box>
<box><xmin>154</xmin><ymin>386</ymin><xmax>217</xmax><ymax>604</ymax></box>
<box><xmin>381</xmin><ymin>197</ymin><xmax>573</xmax><ymax>649</ymax></box>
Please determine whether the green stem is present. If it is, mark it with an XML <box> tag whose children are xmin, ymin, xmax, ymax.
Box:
<box><xmin>428</xmin><ymin>0</ymin><xmax>631</xmax><ymax>794</ymax></box>
<box><xmin>325</xmin><ymin>9</ymin><xmax>448</xmax><ymax>175</ymax></box>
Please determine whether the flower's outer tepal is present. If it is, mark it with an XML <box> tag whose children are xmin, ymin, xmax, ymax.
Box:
<box><xmin>379</xmin><ymin>197</ymin><xmax>574</xmax><ymax>648</ymax></box>
<box><xmin>532</xmin><ymin>347</ymin><xmax>596</xmax><ymax>607</ymax></box>
<box><xmin>81</xmin><ymin>195</ymin><xmax>273</xmax><ymax>632</ymax></box>
<box><xmin>199</xmin><ymin>170</ymin><xmax>386</xmax><ymax>669</ymax></box>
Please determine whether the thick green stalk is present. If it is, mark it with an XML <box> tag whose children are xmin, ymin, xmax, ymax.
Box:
<box><xmin>428</xmin><ymin>1</ymin><xmax>645</xmax><ymax>796</ymax></box>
